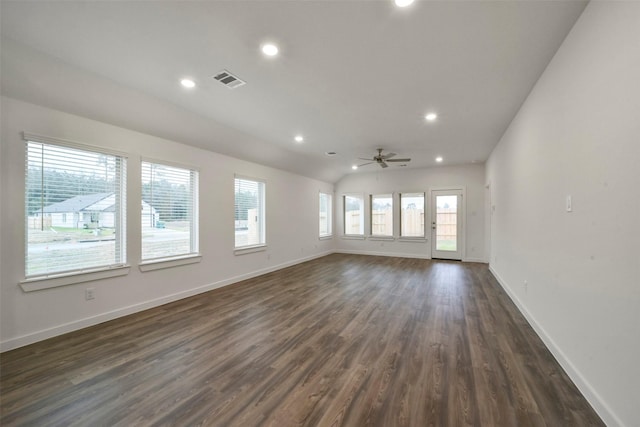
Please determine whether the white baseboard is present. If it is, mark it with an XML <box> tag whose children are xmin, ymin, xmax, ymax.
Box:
<box><xmin>462</xmin><ymin>257</ymin><xmax>487</xmax><ymax>263</ymax></box>
<box><xmin>488</xmin><ymin>265</ymin><xmax>623</xmax><ymax>427</ymax></box>
<box><xmin>333</xmin><ymin>249</ymin><xmax>430</xmax><ymax>260</ymax></box>
<box><xmin>0</xmin><ymin>251</ymin><xmax>333</xmax><ymax>352</ymax></box>
<box><xmin>336</xmin><ymin>250</ymin><xmax>488</xmax><ymax>264</ymax></box>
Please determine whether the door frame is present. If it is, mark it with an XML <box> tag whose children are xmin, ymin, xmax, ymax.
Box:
<box><xmin>429</xmin><ymin>186</ymin><xmax>466</xmax><ymax>261</ymax></box>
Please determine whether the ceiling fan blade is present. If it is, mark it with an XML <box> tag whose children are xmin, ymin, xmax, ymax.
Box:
<box><xmin>385</xmin><ymin>158</ymin><xmax>411</xmax><ymax>162</ymax></box>
<box><xmin>358</xmin><ymin>162</ymin><xmax>374</xmax><ymax>167</ymax></box>
<box><xmin>358</xmin><ymin>157</ymin><xmax>373</xmax><ymax>161</ymax></box>
<box><xmin>380</xmin><ymin>162</ymin><xmax>388</xmax><ymax>168</ymax></box>
<box><xmin>381</xmin><ymin>152</ymin><xmax>396</xmax><ymax>159</ymax></box>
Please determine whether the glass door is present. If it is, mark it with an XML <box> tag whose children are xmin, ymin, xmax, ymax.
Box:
<box><xmin>431</xmin><ymin>189</ymin><xmax>463</xmax><ymax>260</ymax></box>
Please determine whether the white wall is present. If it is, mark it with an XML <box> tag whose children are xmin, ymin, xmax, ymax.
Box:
<box><xmin>486</xmin><ymin>2</ymin><xmax>640</xmax><ymax>426</ymax></box>
<box><xmin>0</xmin><ymin>96</ymin><xmax>335</xmax><ymax>351</ymax></box>
<box><xmin>334</xmin><ymin>165</ymin><xmax>485</xmax><ymax>262</ymax></box>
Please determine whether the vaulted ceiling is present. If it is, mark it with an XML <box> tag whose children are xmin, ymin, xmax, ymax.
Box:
<box><xmin>1</xmin><ymin>1</ymin><xmax>587</xmax><ymax>183</ymax></box>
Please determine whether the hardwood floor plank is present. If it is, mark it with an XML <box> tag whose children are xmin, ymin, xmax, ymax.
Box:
<box><xmin>0</xmin><ymin>255</ymin><xmax>604</xmax><ymax>426</ymax></box>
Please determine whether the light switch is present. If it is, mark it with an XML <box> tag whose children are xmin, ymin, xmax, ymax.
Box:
<box><xmin>566</xmin><ymin>195</ymin><xmax>572</xmax><ymax>212</ymax></box>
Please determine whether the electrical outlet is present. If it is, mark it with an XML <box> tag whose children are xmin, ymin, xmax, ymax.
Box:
<box><xmin>85</xmin><ymin>288</ymin><xmax>95</xmax><ymax>300</ymax></box>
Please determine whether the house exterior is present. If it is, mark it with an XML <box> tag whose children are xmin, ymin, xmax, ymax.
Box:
<box><xmin>32</xmin><ymin>193</ymin><xmax>158</xmax><ymax>229</ymax></box>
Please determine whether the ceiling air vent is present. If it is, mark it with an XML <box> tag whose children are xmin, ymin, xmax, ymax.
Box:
<box><xmin>212</xmin><ymin>70</ymin><xmax>246</xmax><ymax>89</ymax></box>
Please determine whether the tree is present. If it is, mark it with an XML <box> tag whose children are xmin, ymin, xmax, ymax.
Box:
<box><xmin>235</xmin><ymin>191</ymin><xmax>257</xmax><ymax>221</ymax></box>
<box><xmin>142</xmin><ymin>179</ymin><xmax>190</xmax><ymax>222</ymax></box>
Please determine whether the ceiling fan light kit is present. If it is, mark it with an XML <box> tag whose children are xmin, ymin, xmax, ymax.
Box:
<box><xmin>357</xmin><ymin>148</ymin><xmax>411</xmax><ymax>169</ymax></box>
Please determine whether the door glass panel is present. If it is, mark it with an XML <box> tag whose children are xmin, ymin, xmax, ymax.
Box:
<box><xmin>436</xmin><ymin>195</ymin><xmax>457</xmax><ymax>251</ymax></box>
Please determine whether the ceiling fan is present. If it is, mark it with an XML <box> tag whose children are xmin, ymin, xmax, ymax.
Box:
<box><xmin>358</xmin><ymin>148</ymin><xmax>411</xmax><ymax>168</ymax></box>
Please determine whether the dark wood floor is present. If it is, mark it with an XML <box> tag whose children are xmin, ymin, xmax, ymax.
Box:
<box><xmin>1</xmin><ymin>254</ymin><xmax>603</xmax><ymax>426</ymax></box>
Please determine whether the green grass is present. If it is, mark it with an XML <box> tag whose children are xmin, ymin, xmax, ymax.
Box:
<box><xmin>50</xmin><ymin>226</ymin><xmax>87</xmax><ymax>232</ymax></box>
<box><xmin>52</xmin><ymin>226</ymin><xmax>113</xmax><ymax>236</ymax></box>
<box><xmin>28</xmin><ymin>227</ymin><xmax>114</xmax><ymax>244</ymax></box>
<box><xmin>436</xmin><ymin>239</ymin><xmax>457</xmax><ymax>251</ymax></box>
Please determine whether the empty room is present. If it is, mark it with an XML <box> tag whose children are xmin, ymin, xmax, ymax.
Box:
<box><xmin>0</xmin><ymin>1</ymin><xmax>638</xmax><ymax>426</ymax></box>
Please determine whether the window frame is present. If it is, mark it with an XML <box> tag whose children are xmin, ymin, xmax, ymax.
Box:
<box><xmin>319</xmin><ymin>191</ymin><xmax>333</xmax><ymax>239</ymax></box>
<box><xmin>399</xmin><ymin>192</ymin><xmax>426</xmax><ymax>239</ymax></box>
<box><xmin>21</xmin><ymin>132</ymin><xmax>130</xmax><ymax>291</ymax></box>
<box><xmin>343</xmin><ymin>194</ymin><xmax>365</xmax><ymax>237</ymax></box>
<box><xmin>234</xmin><ymin>175</ymin><xmax>267</xmax><ymax>253</ymax></box>
<box><xmin>139</xmin><ymin>158</ymin><xmax>200</xmax><ymax>268</ymax></box>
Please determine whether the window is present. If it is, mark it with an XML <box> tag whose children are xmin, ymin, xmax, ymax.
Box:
<box><xmin>141</xmin><ymin>161</ymin><xmax>198</xmax><ymax>261</ymax></box>
<box><xmin>319</xmin><ymin>192</ymin><xmax>332</xmax><ymax>237</ymax></box>
<box><xmin>235</xmin><ymin>177</ymin><xmax>265</xmax><ymax>249</ymax></box>
<box><xmin>371</xmin><ymin>194</ymin><xmax>393</xmax><ymax>237</ymax></box>
<box><xmin>25</xmin><ymin>139</ymin><xmax>126</xmax><ymax>278</ymax></box>
<box><xmin>400</xmin><ymin>192</ymin><xmax>425</xmax><ymax>237</ymax></box>
<box><xmin>343</xmin><ymin>195</ymin><xmax>364</xmax><ymax>236</ymax></box>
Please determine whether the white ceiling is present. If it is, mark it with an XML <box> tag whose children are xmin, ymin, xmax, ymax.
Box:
<box><xmin>0</xmin><ymin>1</ymin><xmax>587</xmax><ymax>183</ymax></box>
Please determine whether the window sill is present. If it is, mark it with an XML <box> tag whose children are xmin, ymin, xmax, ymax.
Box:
<box><xmin>398</xmin><ymin>237</ymin><xmax>428</xmax><ymax>242</ymax></box>
<box><xmin>368</xmin><ymin>236</ymin><xmax>395</xmax><ymax>241</ymax></box>
<box><xmin>139</xmin><ymin>254</ymin><xmax>202</xmax><ymax>272</ymax></box>
<box><xmin>20</xmin><ymin>265</ymin><xmax>131</xmax><ymax>292</ymax></box>
<box><xmin>319</xmin><ymin>235</ymin><xmax>333</xmax><ymax>241</ymax></box>
<box><xmin>234</xmin><ymin>245</ymin><xmax>267</xmax><ymax>255</ymax></box>
<box><xmin>342</xmin><ymin>235</ymin><xmax>365</xmax><ymax>240</ymax></box>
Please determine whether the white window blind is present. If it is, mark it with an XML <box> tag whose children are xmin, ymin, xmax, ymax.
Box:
<box><xmin>234</xmin><ymin>177</ymin><xmax>265</xmax><ymax>248</ymax></box>
<box><xmin>25</xmin><ymin>140</ymin><xmax>127</xmax><ymax>278</ymax></box>
<box><xmin>400</xmin><ymin>192</ymin><xmax>425</xmax><ymax>237</ymax></box>
<box><xmin>141</xmin><ymin>161</ymin><xmax>198</xmax><ymax>261</ymax></box>
<box><xmin>319</xmin><ymin>192</ymin><xmax>332</xmax><ymax>237</ymax></box>
<box><xmin>371</xmin><ymin>194</ymin><xmax>393</xmax><ymax>237</ymax></box>
<box><xmin>344</xmin><ymin>195</ymin><xmax>364</xmax><ymax>236</ymax></box>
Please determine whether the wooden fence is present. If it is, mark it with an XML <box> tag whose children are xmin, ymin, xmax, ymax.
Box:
<box><xmin>345</xmin><ymin>208</ymin><xmax>427</xmax><ymax>236</ymax></box>
<box><xmin>343</xmin><ymin>207</ymin><xmax>457</xmax><ymax>239</ymax></box>
<box><xmin>401</xmin><ymin>209</ymin><xmax>424</xmax><ymax>237</ymax></box>
<box><xmin>435</xmin><ymin>208</ymin><xmax>457</xmax><ymax>242</ymax></box>
<box><xmin>27</xmin><ymin>216</ymin><xmax>52</xmax><ymax>229</ymax></box>
<box><xmin>344</xmin><ymin>211</ymin><xmax>362</xmax><ymax>235</ymax></box>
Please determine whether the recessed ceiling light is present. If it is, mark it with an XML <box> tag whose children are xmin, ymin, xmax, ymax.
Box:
<box><xmin>294</xmin><ymin>135</ymin><xmax>304</xmax><ymax>143</ymax></box>
<box><xmin>262</xmin><ymin>43</ymin><xmax>279</xmax><ymax>56</ymax></box>
<box><xmin>435</xmin><ymin>156</ymin><xmax>443</xmax><ymax>163</ymax></box>
<box><xmin>394</xmin><ymin>0</ymin><xmax>414</xmax><ymax>7</ymax></box>
<box><xmin>425</xmin><ymin>113</ymin><xmax>437</xmax><ymax>121</ymax></box>
<box><xmin>352</xmin><ymin>165</ymin><xmax>358</xmax><ymax>170</ymax></box>
<box><xmin>180</xmin><ymin>78</ymin><xmax>196</xmax><ymax>88</ymax></box>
